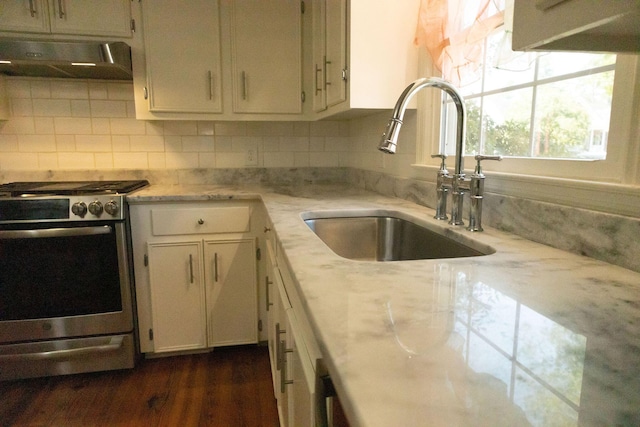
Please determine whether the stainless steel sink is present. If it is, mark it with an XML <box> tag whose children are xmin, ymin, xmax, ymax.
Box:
<box><xmin>303</xmin><ymin>212</ymin><xmax>494</xmax><ymax>261</ymax></box>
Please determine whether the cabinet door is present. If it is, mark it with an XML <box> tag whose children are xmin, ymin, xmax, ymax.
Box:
<box><xmin>142</xmin><ymin>0</ymin><xmax>223</xmax><ymax>113</ymax></box>
<box><xmin>0</xmin><ymin>0</ymin><xmax>49</xmax><ymax>33</ymax></box>
<box><xmin>147</xmin><ymin>241</ymin><xmax>207</xmax><ymax>353</ymax></box>
<box><xmin>324</xmin><ymin>0</ymin><xmax>347</xmax><ymax>108</ymax></box>
<box><xmin>230</xmin><ymin>0</ymin><xmax>302</xmax><ymax>114</ymax></box>
<box><xmin>48</xmin><ymin>0</ymin><xmax>132</xmax><ymax>37</ymax></box>
<box><xmin>288</xmin><ymin>309</ymin><xmax>316</xmax><ymax>427</ymax></box>
<box><xmin>311</xmin><ymin>0</ymin><xmax>327</xmax><ymax>113</ymax></box>
<box><xmin>266</xmin><ymin>241</ymin><xmax>279</xmax><ymax>393</ymax></box>
<box><xmin>204</xmin><ymin>239</ymin><xmax>257</xmax><ymax>346</ymax></box>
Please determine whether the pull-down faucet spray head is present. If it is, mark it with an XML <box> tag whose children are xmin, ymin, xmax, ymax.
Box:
<box><xmin>378</xmin><ymin>77</ymin><xmax>467</xmax><ymax>175</ymax></box>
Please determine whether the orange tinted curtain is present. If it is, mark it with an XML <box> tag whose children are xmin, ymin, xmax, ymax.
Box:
<box><xmin>414</xmin><ymin>0</ymin><xmax>504</xmax><ymax>86</ymax></box>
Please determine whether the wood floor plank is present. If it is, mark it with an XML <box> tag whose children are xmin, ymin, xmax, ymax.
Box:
<box><xmin>0</xmin><ymin>345</ymin><xmax>279</xmax><ymax>427</ymax></box>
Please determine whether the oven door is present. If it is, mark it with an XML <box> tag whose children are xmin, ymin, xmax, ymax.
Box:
<box><xmin>0</xmin><ymin>221</ymin><xmax>134</xmax><ymax>344</ymax></box>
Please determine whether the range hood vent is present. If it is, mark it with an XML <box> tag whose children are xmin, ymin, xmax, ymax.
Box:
<box><xmin>0</xmin><ymin>40</ymin><xmax>132</xmax><ymax>80</ymax></box>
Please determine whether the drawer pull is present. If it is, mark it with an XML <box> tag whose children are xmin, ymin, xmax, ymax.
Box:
<box><xmin>198</xmin><ymin>218</ymin><xmax>204</xmax><ymax>225</ymax></box>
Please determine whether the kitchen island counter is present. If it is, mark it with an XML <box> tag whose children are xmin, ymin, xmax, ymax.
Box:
<box><xmin>129</xmin><ymin>183</ymin><xmax>640</xmax><ymax>426</ymax></box>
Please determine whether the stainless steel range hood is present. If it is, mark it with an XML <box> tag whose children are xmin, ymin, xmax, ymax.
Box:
<box><xmin>0</xmin><ymin>40</ymin><xmax>132</xmax><ymax>80</ymax></box>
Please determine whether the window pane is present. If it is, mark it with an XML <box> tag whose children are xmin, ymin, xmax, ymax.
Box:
<box><xmin>480</xmin><ymin>88</ymin><xmax>532</xmax><ymax>156</ymax></box>
<box><xmin>537</xmin><ymin>52</ymin><xmax>616</xmax><ymax>80</ymax></box>
<box><xmin>483</xmin><ymin>32</ymin><xmax>535</xmax><ymax>92</ymax></box>
<box><xmin>532</xmin><ymin>72</ymin><xmax>613</xmax><ymax>159</ymax></box>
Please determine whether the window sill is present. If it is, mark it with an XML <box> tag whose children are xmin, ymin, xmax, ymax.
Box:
<box><xmin>411</xmin><ymin>163</ymin><xmax>640</xmax><ymax>218</ymax></box>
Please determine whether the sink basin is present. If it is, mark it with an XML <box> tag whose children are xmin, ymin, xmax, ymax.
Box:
<box><xmin>303</xmin><ymin>211</ymin><xmax>494</xmax><ymax>261</ymax></box>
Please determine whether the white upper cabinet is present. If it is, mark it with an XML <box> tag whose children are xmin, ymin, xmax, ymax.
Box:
<box><xmin>0</xmin><ymin>0</ymin><xmax>132</xmax><ymax>38</ymax></box>
<box><xmin>308</xmin><ymin>0</ymin><xmax>420</xmax><ymax>119</ymax></box>
<box><xmin>142</xmin><ymin>0</ymin><xmax>222</xmax><ymax>113</ymax></box>
<box><xmin>512</xmin><ymin>0</ymin><xmax>640</xmax><ymax>52</ymax></box>
<box><xmin>230</xmin><ymin>0</ymin><xmax>302</xmax><ymax>114</ymax></box>
<box><xmin>135</xmin><ymin>0</ymin><xmax>303</xmax><ymax>120</ymax></box>
<box><xmin>312</xmin><ymin>0</ymin><xmax>347</xmax><ymax>113</ymax></box>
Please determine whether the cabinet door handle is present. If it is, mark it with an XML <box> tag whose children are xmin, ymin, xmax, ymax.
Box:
<box><xmin>315</xmin><ymin>64</ymin><xmax>323</xmax><ymax>94</ymax></box>
<box><xmin>275</xmin><ymin>322</ymin><xmax>286</xmax><ymax>370</ymax></box>
<box><xmin>208</xmin><ymin>70</ymin><xmax>214</xmax><ymax>100</ymax></box>
<box><xmin>241</xmin><ymin>71</ymin><xmax>247</xmax><ymax>100</ymax></box>
<box><xmin>57</xmin><ymin>0</ymin><xmax>65</xmax><ymax>18</ymax></box>
<box><xmin>28</xmin><ymin>0</ymin><xmax>37</xmax><ymax>17</ymax></box>
<box><xmin>324</xmin><ymin>56</ymin><xmax>331</xmax><ymax>87</ymax></box>
<box><xmin>214</xmin><ymin>252</ymin><xmax>219</xmax><ymax>282</ymax></box>
<box><xmin>279</xmin><ymin>340</ymin><xmax>294</xmax><ymax>394</ymax></box>
<box><xmin>188</xmin><ymin>254</ymin><xmax>194</xmax><ymax>284</ymax></box>
<box><xmin>265</xmin><ymin>276</ymin><xmax>273</xmax><ymax>311</ymax></box>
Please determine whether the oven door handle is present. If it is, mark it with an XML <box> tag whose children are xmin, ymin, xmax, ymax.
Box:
<box><xmin>0</xmin><ymin>336</ymin><xmax>124</xmax><ymax>362</ymax></box>
<box><xmin>0</xmin><ymin>225</ymin><xmax>112</xmax><ymax>239</ymax></box>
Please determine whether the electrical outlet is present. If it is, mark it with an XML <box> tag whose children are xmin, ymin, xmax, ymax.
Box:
<box><xmin>245</xmin><ymin>148</ymin><xmax>258</xmax><ymax>166</ymax></box>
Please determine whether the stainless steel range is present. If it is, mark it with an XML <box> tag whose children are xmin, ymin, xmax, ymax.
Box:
<box><xmin>0</xmin><ymin>180</ymin><xmax>148</xmax><ymax>381</ymax></box>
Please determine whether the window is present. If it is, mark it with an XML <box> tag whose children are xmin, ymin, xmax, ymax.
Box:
<box><xmin>441</xmin><ymin>28</ymin><xmax>617</xmax><ymax>161</ymax></box>
<box><xmin>421</xmin><ymin>35</ymin><xmax>638</xmax><ymax>185</ymax></box>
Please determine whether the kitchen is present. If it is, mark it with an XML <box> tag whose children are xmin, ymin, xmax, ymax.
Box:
<box><xmin>0</xmin><ymin>1</ymin><xmax>639</xmax><ymax>426</ymax></box>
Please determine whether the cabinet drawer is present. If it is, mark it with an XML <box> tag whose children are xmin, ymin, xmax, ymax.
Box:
<box><xmin>151</xmin><ymin>206</ymin><xmax>250</xmax><ymax>236</ymax></box>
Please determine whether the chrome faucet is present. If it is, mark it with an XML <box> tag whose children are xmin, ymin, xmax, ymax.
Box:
<box><xmin>378</xmin><ymin>77</ymin><xmax>501</xmax><ymax>231</ymax></box>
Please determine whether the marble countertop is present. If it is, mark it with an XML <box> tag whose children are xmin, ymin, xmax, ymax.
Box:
<box><xmin>129</xmin><ymin>183</ymin><xmax>640</xmax><ymax>427</ymax></box>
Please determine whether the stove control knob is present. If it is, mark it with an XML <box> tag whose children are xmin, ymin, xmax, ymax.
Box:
<box><xmin>71</xmin><ymin>201</ymin><xmax>87</xmax><ymax>217</ymax></box>
<box><xmin>88</xmin><ymin>200</ymin><xmax>103</xmax><ymax>216</ymax></box>
<box><xmin>104</xmin><ymin>200</ymin><xmax>119</xmax><ymax>216</ymax></box>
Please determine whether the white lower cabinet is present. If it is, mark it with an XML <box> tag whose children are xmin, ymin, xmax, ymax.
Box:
<box><xmin>147</xmin><ymin>241</ymin><xmax>207</xmax><ymax>353</ymax></box>
<box><xmin>267</xmin><ymin>238</ymin><xmax>324</xmax><ymax>427</ymax></box>
<box><xmin>130</xmin><ymin>202</ymin><xmax>259</xmax><ymax>355</ymax></box>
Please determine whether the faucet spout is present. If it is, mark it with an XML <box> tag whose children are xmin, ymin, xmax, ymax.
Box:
<box><xmin>378</xmin><ymin>77</ymin><xmax>467</xmax><ymax>175</ymax></box>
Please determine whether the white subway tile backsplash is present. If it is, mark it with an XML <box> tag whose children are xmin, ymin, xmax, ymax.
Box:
<box><xmin>29</xmin><ymin>80</ymin><xmax>51</xmax><ymax>99</ymax></box>
<box><xmin>165</xmin><ymin>152</ymin><xmax>199</xmax><ymax>169</ymax></box>
<box><xmin>18</xmin><ymin>134</ymin><xmax>56</xmax><ymax>152</ymax></box>
<box><xmin>215</xmin><ymin>152</ymin><xmax>245</xmax><ymax>168</ymax></box>
<box><xmin>90</xmin><ymin>100</ymin><xmax>127</xmax><ymax>118</ymax></box>
<box><xmin>51</xmin><ymin>81</ymin><xmax>88</xmax><ymax>99</ymax></box>
<box><xmin>130</xmin><ymin>135</ymin><xmax>164</xmax><ymax>152</ymax></box>
<box><xmin>58</xmin><ymin>152</ymin><xmax>95</xmax><ymax>169</ymax></box>
<box><xmin>34</xmin><ymin>117</ymin><xmax>54</xmax><ymax>134</ymax></box>
<box><xmin>264</xmin><ymin>151</ymin><xmax>294</xmax><ymax>167</ymax></box>
<box><xmin>32</xmin><ymin>99</ymin><xmax>71</xmax><ymax>116</ymax></box>
<box><xmin>113</xmin><ymin>152</ymin><xmax>148</xmax><ymax>169</ymax></box>
<box><xmin>37</xmin><ymin>153</ymin><xmax>58</xmax><ymax>169</ymax></box>
<box><xmin>94</xmin><ymin>153</ymin><xmax>114</xmax><ymax>169</ymax></box>
<box><xmin>71</xmin><ymin>100</ymin><xmax>91</xmax><ymax>117</ymax></box>
<box><xmin>10</xmin><ymin>98</ymin><xmax>33</xmax><ymax>116</ymax></box>
<box><xmin>182</xmin><ymin>136</ymin><xmax>215</xmax><ymax>152</ymax></box>
<box><xmin>198</xmin><ymin>152</ymin><xmax>216</xmax><ymax>168</ymax></box>
<box><xmin>54</xmin><ymin>117</ymin><xmax>92</xmax><ymax>134</ymax></box>
<box><xmin>0</xmin><ymin>77</ymin><xmax>352</xmax><ymax>173</ymax></box>
<box><xmin>91</xmin><ymin>118</ymin><xmax>111</xmax><ymax>135</ymax></box>
<box><xmin>164</xmin><ymin>121</ymin><xmax>197</xmax><ymax>136</ymax></box>
<box><xmin>75</xmin><ymin>135</ymin><xmax>112</xmax><ymax>152</ymax></box>
<box><xmin>1</xmin><ymin>152</ymin><xmax>38</xmax><ymax>170</ymax></box>
<box><xmin>55</xmin><ymin>135</ymin><xmax>76</xmax><ymax>152</ymax></box>
<box><xmin>110</xmin><ymin>118</ymin><xmax>146</xmax><ymax>135</ymax></box>
<box><xmin>148</xmin><ymin>152</ymin><xmax>166</xmax><ymax>169</ymax></box>
<box><xmin>111</xmin><ymin>135</ymin><xmax>130</xmax><ymax>152</ymax></box>
<box><xmin>0</xmin><ymin>134</ymin><xmax>18</xmax><ymax>151</ymax></box>
<box><xmin>88</xmin><ymin>82</ymin><xmax>108</xmax><ymax>99</ymax></box>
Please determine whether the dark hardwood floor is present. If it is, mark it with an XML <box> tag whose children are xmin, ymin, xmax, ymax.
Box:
<box><xmin>0</xmin><ymin>345</ymin><xmax>279</xmax><ymax>427</ymax></box>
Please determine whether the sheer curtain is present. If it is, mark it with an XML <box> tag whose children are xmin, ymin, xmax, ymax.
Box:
<box><xmin>414</xmin><ymin>0</ymin><xmax>505</xmax><ymax>86</ymax></box>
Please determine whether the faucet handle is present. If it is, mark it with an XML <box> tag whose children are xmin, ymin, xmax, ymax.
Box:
<box><xmin>473</xmin><ymin>154</ymin><xmax>502</xmax><ymax>175</ymax></box>
<box><xmin>431</xmin><ymin>154</ymin><xmax>448</xmax><ymax>173</ymax></box>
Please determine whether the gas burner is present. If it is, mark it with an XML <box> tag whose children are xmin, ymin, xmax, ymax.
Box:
<box><xmin>0</xmin><ymin>180</ymin><xmax>149</xmax><ymax>198</ymax></box>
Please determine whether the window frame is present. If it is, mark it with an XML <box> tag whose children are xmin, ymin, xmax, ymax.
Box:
<box><xmin>413</xmin><ymin>53</ymin><xmax>640</xmax><ymax>217</ymax></box>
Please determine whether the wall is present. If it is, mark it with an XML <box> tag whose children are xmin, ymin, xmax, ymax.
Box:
<box><xmin>346</xmin><ymin>111</ymin><xmax>640</xmax><ymax>274</ymax></box>
<box><xmin>0</xmin><ymin>76</ymin><xmax>638</xmax><ymax>273</ymax></box>
<box><xmin>0</xmin><ymin>77</ymin><xmax>351</xmax><ymax>174</ymax></box>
